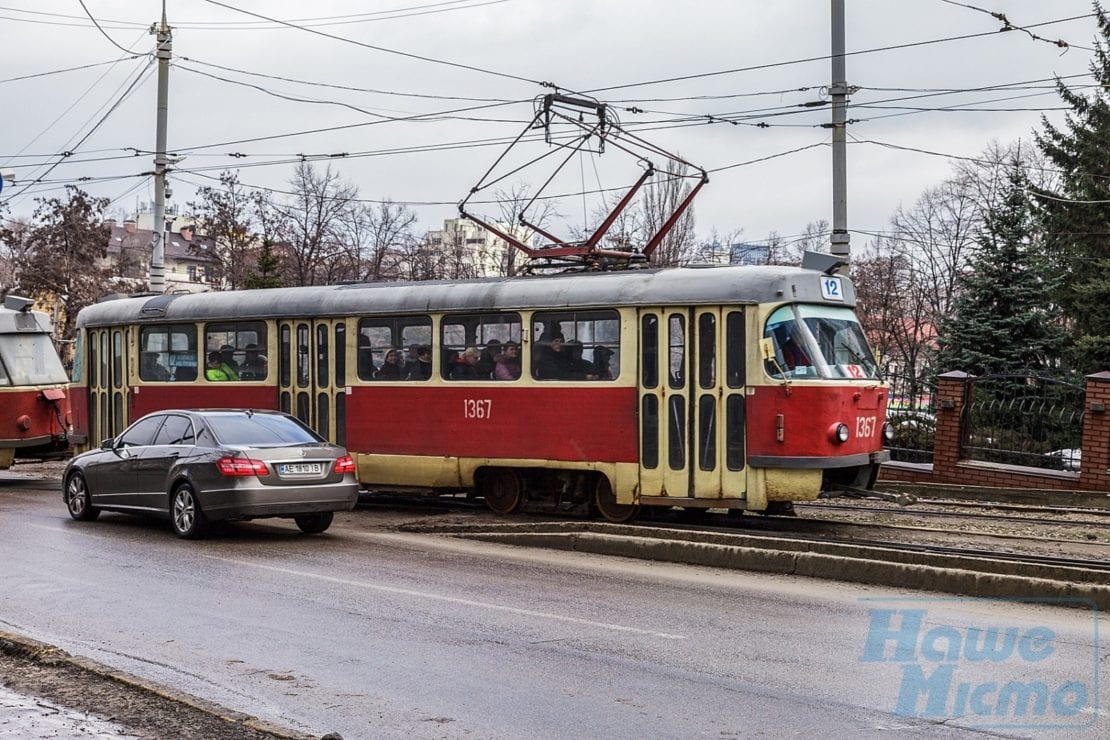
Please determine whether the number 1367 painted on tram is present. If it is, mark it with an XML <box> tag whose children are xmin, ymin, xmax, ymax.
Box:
<box><xmin>70</xmin><ymin>261</ymin><xmax>890</xmax><ymax>522</ymax></box>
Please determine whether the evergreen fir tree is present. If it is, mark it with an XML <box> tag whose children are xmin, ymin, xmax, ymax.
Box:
<box><xmin>1033</xmin><ymin>3</ymin><xmax>1110</xmax><ymax>371</ymax></box>
<box><xmin>934</xmin><ymin>166</ymin><xmax>1067</xmax><ymax>376</ymax></box>
<box><xmin>243</xmin><ymin>238</ymin><xmax>283</xmax><ymax>289</ymax></box>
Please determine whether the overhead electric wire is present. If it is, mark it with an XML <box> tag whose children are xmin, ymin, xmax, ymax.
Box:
<box><xmin>167</xmin><ymin>96</ymin><xmax>531</xmax><ymax>154</ymax></box>
<box><xmin>0</xmin><ymin>1</ymin><xmax>509</xmax><ymax>31</ymax></box>
<box><xmin>0</xmin><ymin>57</ymin><xmax>146</xmax><ymax>85</ymax></box>
<box><xmin>198</xmin><ymin>0</ymin><xmax>544</xmax><ymax>87</ymax></box>
<box><xmin>0</xmin><ymin>43</ymin><xmax>150</xmax><ymax>171</ymax></box>
<box><xmin>173</xmin><ymin>63</ymin><xmax>529</xmax><ymax>123</ymax></box>
<box><xmin>179</xmin><ymin>56</ymin><xmax>517</xmax><ymax>103</ymax></box>
<box><xmin>1</xmin><ymin>59</ymin><xmax>154</xmax><ymax>205</ymax></box>
<box><xmin>583</xmin><ymin>12</ymin><xmax>1096</xmax><ymax>95</ymax></box>
<box><xmin>169</xmin><ymin>140</ymin><xmax>826</xmax><ymax>211</ymax></box>
<box><xmin>938</xmin><ymin>0</ymin><xmax>1096</xmax><ymax>52</ymax></box>
<box><xmin>76</xmin><ymin>0</ymin><xmax>145</xmax><ymax>55</ymax></box>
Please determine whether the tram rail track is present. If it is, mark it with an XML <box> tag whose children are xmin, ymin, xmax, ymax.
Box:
<box><xmin>796</xmin><ymin>500</ymin><xmax>1110</xmax><ymax>529</ymax></box>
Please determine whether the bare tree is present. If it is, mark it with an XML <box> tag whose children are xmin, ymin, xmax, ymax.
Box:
<box><xmin>187</xmin><ymin>171</ymin><xmax>260</xmax><ymax>290</ymax></box>
<box><xmin>852</xmin><ymin>237</ymin><xmax>934</xmax><ymax>375</ymax></box>
<box><xmin>270</xmin><ymin>162</ymin><xmax>359</xmax><ymax>287</ymax></box>
<box><xmin>767</xmin><ymin>220</ymin><xmax>829</xmax><ymax>266</ymax></box>
<box><xmin>641</xmin><ymin>159</ymin><xmax>697</xmax><ymax>266</ymax></box>
<box><xmin>684</xmin><ymin>227</ymin><xmax>743</xmax><ymax>265</ymax></box>
<box><xmin>492</xmin><ymin>182</ymin><xmax>560</xmax><ymax>276</ymax></box>
<box><xmin>395</xmin><ymin>234</ymin><xmax>447</xmax><ymax>281</ymax></box>
<box><xmin>888</xmin><ymin>178</ymin><xmax>979</xmax><ymax>322</ymax></box>
<box><xmin>346</xmin><ymin>199</ymin><xmax>418</xmax><ymax>282</ymax></box>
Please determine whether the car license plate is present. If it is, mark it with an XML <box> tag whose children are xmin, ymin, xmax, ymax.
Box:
<box><xmin>278</xmin><ymin>463</ymin><xmax>323</xmax><ymax>476</ymax></box>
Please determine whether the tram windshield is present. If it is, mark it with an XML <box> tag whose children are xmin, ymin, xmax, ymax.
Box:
<box><xmin>0</xmin><ymin>333</ymin><xmax>70</xmax><ymax>386</ymax></box>
<box><xmin>763</xmin><ymin>304</ymin><xmax>879</xmax><ymax>380</ymax></box>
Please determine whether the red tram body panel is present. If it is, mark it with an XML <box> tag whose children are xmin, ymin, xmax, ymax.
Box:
<box><xmin>345</xmin><ymin>386</ymin><xmax>639</xmax><ymax>462</ymax></box>
<box><xmin>72</xmin><ymin>264</ymin><xmax>890</xmax><ymax>519</ymax></box>
<box><xmin>0</xmin><ymin>296</ymin><xmax>71</xmax><ymax>469</ymax></box>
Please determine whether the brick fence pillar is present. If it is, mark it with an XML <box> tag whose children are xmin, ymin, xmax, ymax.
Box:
<box><xmin>932</xmin><ymin>371</ymin><xmax>970</xmax><ymax>481</ymax></box>
<box><xmin>1078</xmin><ymin>372</ymin><xmax>1110</xmax><ymax>492</ymax></box>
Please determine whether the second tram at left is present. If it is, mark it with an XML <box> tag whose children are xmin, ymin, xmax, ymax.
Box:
<box><xmin>0</xmin><ymin>295</ymin><xmax>71</xmax><ymax>469</ymax></box>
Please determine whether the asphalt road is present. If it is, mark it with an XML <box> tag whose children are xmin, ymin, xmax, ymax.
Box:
<box><xmin>1</xmin><ymin>472</ymin><xmax>1106</xmax><ymax>739</ymax></box>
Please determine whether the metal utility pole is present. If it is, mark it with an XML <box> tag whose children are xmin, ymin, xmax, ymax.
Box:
<box><xmin>148</xmin><ymin>6</ymin><xmax>171</xmax><ymax>293</ymax></box>
<box><xmin>830</xmin><ymin>0</ymin><xmax>850</xmax><ymax>269</ymax></box>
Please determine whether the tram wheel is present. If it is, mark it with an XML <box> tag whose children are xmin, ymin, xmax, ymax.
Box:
<box><xmin>482</xmin><ymin>468</ymin><xmax>523</xmax><ymax>515</ymax></box>
<box><xmin>593</xmin><ymin>475</ymin><xmax>639</xmax><ymax>523</ymax></box>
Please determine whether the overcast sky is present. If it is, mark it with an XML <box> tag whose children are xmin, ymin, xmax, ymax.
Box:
<box><xmin>0</xmin><ymin>1</ymin><xmax>1101</xmax><ymax>250</ymax></box>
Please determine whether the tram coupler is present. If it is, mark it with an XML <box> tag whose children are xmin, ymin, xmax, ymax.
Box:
<box><xmin>820</xmin><ymin>485</ymin><xmax>917</xmax><ymax>506</ymax></box>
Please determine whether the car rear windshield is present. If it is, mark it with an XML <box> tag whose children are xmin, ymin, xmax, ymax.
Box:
<box><xmin>205</xmin><ymin>414</ymin><xmax>322</xmax><ymax>446</ymax></box>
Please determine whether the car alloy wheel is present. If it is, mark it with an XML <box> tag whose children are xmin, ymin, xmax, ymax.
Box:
<box><xmin>65</xmin><ymin>473</ymin><xmax>100</xmax><ymax>522</ymax></box>
<box><xmin>171</xmin><ymin>483</ymin><xmax>207</xmax><ymax>539</ymax></box>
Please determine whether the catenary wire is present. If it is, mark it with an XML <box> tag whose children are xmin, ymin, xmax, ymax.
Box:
<box><xmin>197</xmin><ymin>0</ymin><xmax>544</xmax><ymax>86</ymax></box>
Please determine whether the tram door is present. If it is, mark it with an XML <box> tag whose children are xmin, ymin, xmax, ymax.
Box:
<box><xmin>278</xmin><ymin>320</ymin><xmax>347</xmax><ymax>444</ymax></box>
<box><xmin>87</xmin><ymin>327</ymin><xmax>130</xmax><ymax>443</ymax></box>
<box><xmin>639</xmin><ymin>308</ymin><xmax>741</xmax><ymax>502</ymax></box>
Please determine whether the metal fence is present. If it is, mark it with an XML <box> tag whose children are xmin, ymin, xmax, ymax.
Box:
<box><xmin>961</xmin><ymin>374</ymin><xmax>1084</xmax><ymax>472</ymax></box>
<box><xmin>884</xmin><ymin>372</ymin><xmax>937</xmax><ymax>464</ymax></box>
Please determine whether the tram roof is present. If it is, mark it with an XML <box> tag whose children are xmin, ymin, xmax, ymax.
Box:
<box><xmin>0</xmin><ymin>306</ymin><xmax>54</xmax><ymax>335</ymax></box>
<box><xmin>75</xmin><ymin>264</ymin><xmax>856</xmax><ymax>328</ymax></box>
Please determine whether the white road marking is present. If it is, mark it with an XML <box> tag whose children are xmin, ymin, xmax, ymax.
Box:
<box><xmin>197</xmin><ymin>552</ymin><xmax>687</xmax><ymax>640</ymax></box>
<box><xmin>25</xmin><ymin>523</ymin><xmax>685</xmax><ymax>640</ymax></box>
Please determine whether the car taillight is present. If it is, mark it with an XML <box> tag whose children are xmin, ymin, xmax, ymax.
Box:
<box><xmin>334</xmin><ymin>455</ymin><xmax>355</xmax><ymax>475</ymax></box>
<box><xmin>217</xmin><ymin>457</ymin><xmax>269</xmax><ymax>476</ymax></box>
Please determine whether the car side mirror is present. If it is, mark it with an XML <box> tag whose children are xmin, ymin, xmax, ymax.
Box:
<box><xmin>100</xmin><ymin>438</ymin><xmax>115</xmax><ymax>450</ymax></box>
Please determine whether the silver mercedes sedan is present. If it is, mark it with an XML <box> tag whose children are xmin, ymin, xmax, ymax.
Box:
<box><xmin>62</xmin><ymin>409</ymin><xmax>359</xmax><ymax>539</ymax></box>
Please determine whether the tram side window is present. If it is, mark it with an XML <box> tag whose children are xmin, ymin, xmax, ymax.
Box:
<box><xmin>725</xmin><ymin>311</ymin><xmax>745</xmax><ymax>388</ymax></box>
<box><xmin>357</xmin><ymin>316</ymin><xmax>433</xmax><ymax>381</ymax></box>
<box><xmin>441</xmin><ymin>313</ymin><xmax>521</xmax><ymax>381</ymax></box>
<box><xmin>532</xmin><ymin>310</ymin><xmax>620</xmax><ymax>381</ymax></box>
<box><xmin>205</xmin><ymin>322</ymin><xmax>267</xmax><ymax>382</ymax></box>
<box><xmin>139</xmin><ymin>325</ymin><xmax>197</xmax><ymax>382</ymax></box>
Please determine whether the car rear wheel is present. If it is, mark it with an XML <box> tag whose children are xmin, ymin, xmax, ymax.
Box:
<box><xmin>65</xmin><ymin>472</ymin><xmax>100</xmax><ymax>522</ymax></box>
<box><xmin>171</xmin><ymin>483</ymin><xmax>208</xmax><ymax>539</ymax></box>
<box><xmin>294</xmin><ymin>512</ymin><xmax>334</xmax><ymax>534</ymax></box>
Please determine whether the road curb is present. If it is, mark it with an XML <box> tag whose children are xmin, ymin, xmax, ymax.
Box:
<box><xmin>0</xmin><ymin>629</ymin><xmax>315</xmax><ymax>740</ymax></box>
<box><xmin>458</xmin><ymin>530</ymin><xmax>1110</xmax><ymax>609</ymax></box>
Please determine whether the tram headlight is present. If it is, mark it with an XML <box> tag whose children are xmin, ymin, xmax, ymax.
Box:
<box><xmin>882</xmin><ymin>421</ymin><xmax>894</xmax><ymax>443</ymax></box>
<box><xmin>828</xmin><ymin>422</ymin><xmax>850</xmax><ymax>444</ymax></box>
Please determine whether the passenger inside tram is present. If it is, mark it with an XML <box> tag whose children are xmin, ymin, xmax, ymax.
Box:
<box><xmin>239</xmin><ymin>344</ymin><xmax>268</xmax><ymax>380</ymax></box>
<box><xmin>494</xmin><ymin>341</ymin><xmax>521</xmax><ymax>380</ymax></box>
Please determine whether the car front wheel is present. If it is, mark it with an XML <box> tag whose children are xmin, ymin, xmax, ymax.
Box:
<box><xmin>171</xmin><ymin>483</ymin><xmax>208</xmax><ymax>539</ymax></box>
<box><xmin>294</xmin><ymin>512</ymin><xmax>334</xmax><ymax>534</ymax></box>
<box><xmin>65</xmin><ymin>472</ymin><xmax>100</xmax><ymax>522</ymax></box>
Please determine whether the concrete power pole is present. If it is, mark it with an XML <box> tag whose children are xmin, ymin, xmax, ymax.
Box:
<box><xmin>148</xmin><ymin>6</ymin><xmax>171</xmax><ymax>293</ymax></box>
<box><xmin>830</xmin><ymin>0</ymin><xmax>850</xmax><ymax>268</ymax></box>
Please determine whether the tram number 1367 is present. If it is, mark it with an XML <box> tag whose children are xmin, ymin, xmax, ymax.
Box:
<box><xmin>464</xmin><ymin>399</ymin><xmax>493</xmax><ymax>420</ymax></box>
<box><xmin>856</xmin><ymin>415</ymin><xmax>876</xmax><ymax>439</ymax></box>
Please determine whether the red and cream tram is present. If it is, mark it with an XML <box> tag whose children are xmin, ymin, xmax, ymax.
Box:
<box><xmin>0</xmin><ymin>295</ymin><xmax>71</xmax><ymax>469</ymax></box>
<box><xmin>70</xmin><ymin>262</ymin><xmax>889</xmax><ymax>521</ymax></box>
